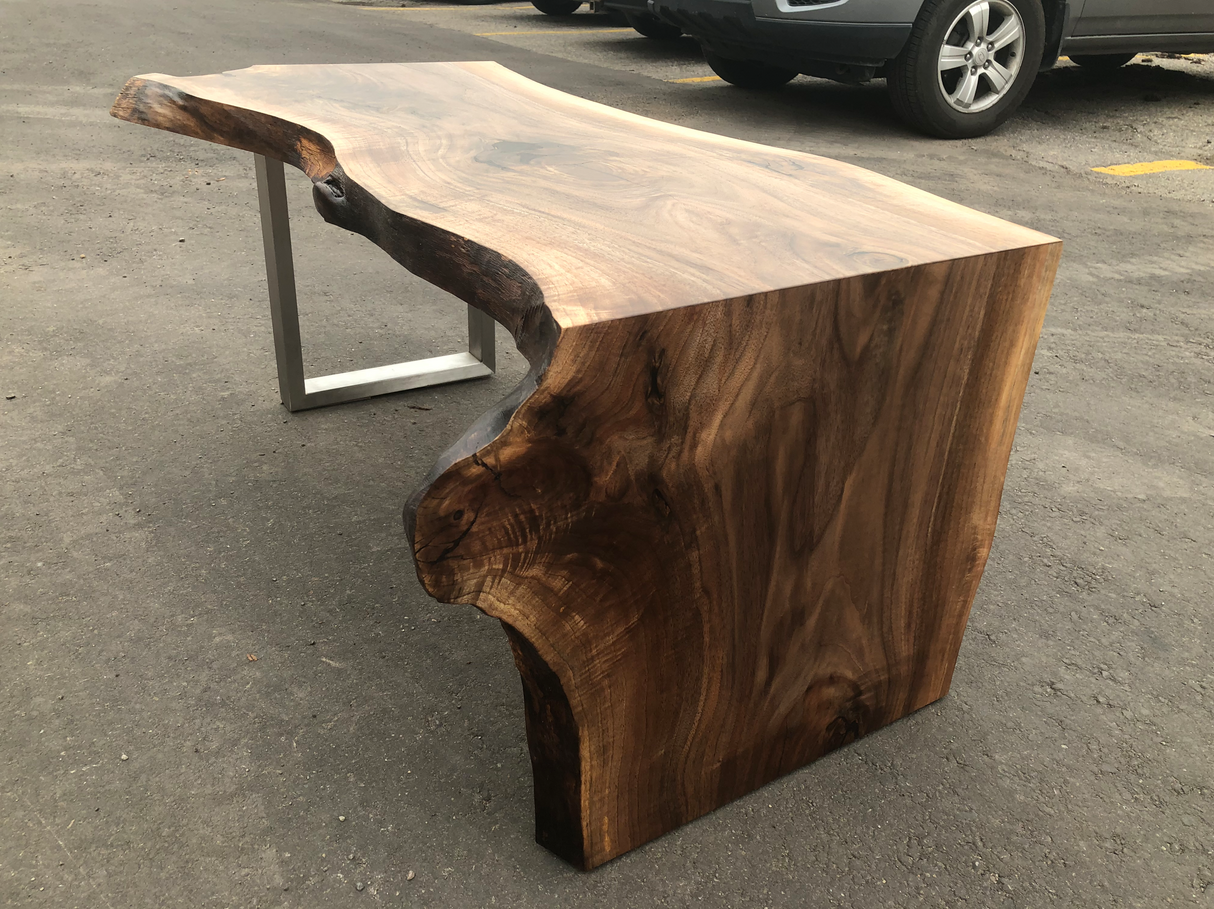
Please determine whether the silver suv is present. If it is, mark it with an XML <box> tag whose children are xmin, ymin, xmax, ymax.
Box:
<box><xmin>645</xmin><ymin>0</ymin><xmax>1214</xmax><ymax>137</ymax></box>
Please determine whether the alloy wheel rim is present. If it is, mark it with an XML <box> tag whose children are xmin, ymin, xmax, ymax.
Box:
<box><xmin>937</xmin><ymin>0</ymin><xmax>1025</xmax><ymax>114</ymax></box>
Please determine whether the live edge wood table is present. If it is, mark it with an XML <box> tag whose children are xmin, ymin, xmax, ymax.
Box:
<box><xmin>112</xmin><ymin>62</ymin><xmax>1060</xmax><ymax>869</ymax></box>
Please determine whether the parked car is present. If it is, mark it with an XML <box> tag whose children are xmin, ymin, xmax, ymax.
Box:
<box><xmin>531</xmin><ymin>0</ymin><xmax>585</xmax><ymax>14</ymax></box>
<box><xmin>531</xmin><ymin>0</ymin><xmax>683</xmax><ymax>36</ymax></box>
<box><xmin>598</xmin><ymin>0</ymin><xmax>687</xmax><ymax>38</ymax></box>
<box><xmin>638</xmin><ymin>0</ymin><xmax>1214</xmax><ymax>137</ymax></box>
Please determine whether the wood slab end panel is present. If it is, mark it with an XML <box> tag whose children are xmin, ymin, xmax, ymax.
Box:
<box><xmin>410</xmin><ymin>242</ymin><xmax>1059</xmax><ymax>869</ymax></box>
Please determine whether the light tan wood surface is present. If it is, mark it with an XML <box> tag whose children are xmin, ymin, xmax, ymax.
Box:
<box><xmin>113</xmin><ymin>62</ymin><xmax>1054</xmax><ymax>328</ymax></box>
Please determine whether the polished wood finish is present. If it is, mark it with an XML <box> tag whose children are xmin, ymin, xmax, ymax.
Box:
<box><xmin>112</xmin><ymin>62</ymin><xmax>1060</xmax><ymax>869</ymax></box>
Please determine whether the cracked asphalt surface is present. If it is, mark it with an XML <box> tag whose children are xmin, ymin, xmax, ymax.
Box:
<box><xmin>2</xmin><ymin>0</ymin><xmax>1212</xmax><ymax>906</ymax></box>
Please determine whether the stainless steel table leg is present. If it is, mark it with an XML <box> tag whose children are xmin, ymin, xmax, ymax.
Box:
<box><xmin>254</xmin><ymin>154</ymin><xmax>495</xmax><ymax>412</ymax></box>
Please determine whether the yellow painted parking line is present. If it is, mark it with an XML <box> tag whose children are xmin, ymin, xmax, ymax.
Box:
<box><xmin>670</xmin><ymin>75</ymin><xmax>722</xmax><ymax>83</ymax></box>
<box><xmin>360</xmin><ymin>5</ymin><xmax>533</xmax><ymax>10</ymax></box>
<box><xmin>474</xmin><ymin>26</ymin><xmax>632</xmax><ymax>35</ymax></box>
<box><xmin>1093</xmin><ymin>160</ymin><xmax>1211</xmax><ymax>176</ymax></box>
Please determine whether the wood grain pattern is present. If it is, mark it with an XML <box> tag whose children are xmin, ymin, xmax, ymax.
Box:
<box><xmin>111</xmin><ymin>62</ymin><xmax>1060</xmax><ymax>869</ymax></box>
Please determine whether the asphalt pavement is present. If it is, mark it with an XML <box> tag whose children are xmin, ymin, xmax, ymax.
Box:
<box><xmin>2</xmin><ymin>0</ymin><xmax>1212</xmax><ymax>906</ymax></box>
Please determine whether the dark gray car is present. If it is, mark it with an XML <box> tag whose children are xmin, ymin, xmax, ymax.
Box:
<box><xmin>632</xmin><ymin>0</ymin><xmax>1214</xmax><ymax>137</ymax></box>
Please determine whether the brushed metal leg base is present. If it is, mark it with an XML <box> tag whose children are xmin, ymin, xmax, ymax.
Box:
<box><xmin>254</xmin><ymin>153</ymin><xmax>496</xmax><ymax>412</ymax></box>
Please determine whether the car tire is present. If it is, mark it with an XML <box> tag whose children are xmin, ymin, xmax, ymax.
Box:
<box><xmin>1069</xmin><ymin>52</ymin><xmax>1137</xmax><ymax>71</ymax></box>
<box><xmin>531</xmin><ymin>0</ymin><xmax>582</xmax><ymax>14</ymax></box>
<box><xmin>625</xmin><ymin>12</ymin><xmax>683</xmax><ymax>39</ymax></box>
<box><xmin>887</xmin><ymin>0</ymin><xmax>1045</xmax><ymax>139</ymax></box>
<box><xmin>704</xmin><ymin>51</ymin><xmax>797</xmax><ymax>90</ymax></box>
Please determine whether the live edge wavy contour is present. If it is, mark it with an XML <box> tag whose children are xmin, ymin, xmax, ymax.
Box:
<box><xmin>111</xmin><ymin>62</ymin><xmax>1061</xmax><ymax>870</ymax></box>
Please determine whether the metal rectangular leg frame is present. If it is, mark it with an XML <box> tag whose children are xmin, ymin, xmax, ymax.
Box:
<box><xmin>254</xmin><ymin>154</ymin><xmax>495</xmax><ymax>412</ymax></box>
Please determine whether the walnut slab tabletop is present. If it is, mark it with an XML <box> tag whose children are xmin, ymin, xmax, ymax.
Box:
<box><xmin>111</xmin><ymin>62</ymin><xmax>1061</xmax><ymax>870</ymax></box>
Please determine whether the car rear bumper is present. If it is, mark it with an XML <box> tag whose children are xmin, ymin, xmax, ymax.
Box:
<box><xmin>651</xmin><ymin>0</ymin><xmax>912</xmax><ymax>67</ymax></box>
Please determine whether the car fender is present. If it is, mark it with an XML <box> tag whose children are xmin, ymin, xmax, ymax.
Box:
<box><xmin>1041</xmin><ymin>0</ymin><xmax>1075</xmax><ymax>69</ymax></box>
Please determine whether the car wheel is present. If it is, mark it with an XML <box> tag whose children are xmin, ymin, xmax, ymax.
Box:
<box><xmin>704</xmin><ymin>51</ymin><xmax>797</xmax><ymax>90</ymax></box>
<box><xmin>1069</xmin><ymin>52</ymin><xmax>1137</xmax><ymax>71</ymax></box>
<box><xmin>531</xmin><ymin>0</ymin><xmax>582</xmax><ymax>14</ymax></box>
<box><xmin>625</xmin><ymin>12</ymin><xmax>683</xmax><ymax>39</ymax></box>
<box><xmin>887</xmin><ymin>0</ymin><xmax>1045</xmax><ymax>139</ymax></box>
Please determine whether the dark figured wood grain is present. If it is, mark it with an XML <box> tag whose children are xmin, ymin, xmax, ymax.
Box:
<box><xmin>112</xmin><ymin>62</ymin><xmax>1061</xmax><ymax>870</ymax></box>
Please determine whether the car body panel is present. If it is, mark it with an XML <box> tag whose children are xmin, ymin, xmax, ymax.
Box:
<box><xmin>658</xmin><ymin>0</ymin><xmax>1214</xmax><ymax>74</ymax></box>
<box><xmin>601</xmin><ymin>0</ymin><xmax>649</xmax><ymax>13</ymax></box>
<box><xmin>1062</xmin><ymin>31</ymin><xmax>1214</xmax><ymax>53</ymax></box>
<box><xmin>656</xmin><ymin>0</ymin><xmax>912</xmax><ymax>64</ymax></box>
<box><xmin>1072</xmin><ymin>0</ymin><xmax>1214</xmax><ymax>37</ymax></box>
<box><xmin>750</xmin><ymin>0</ymin><xmax>920</xmax><ymax>25</ymax></box>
